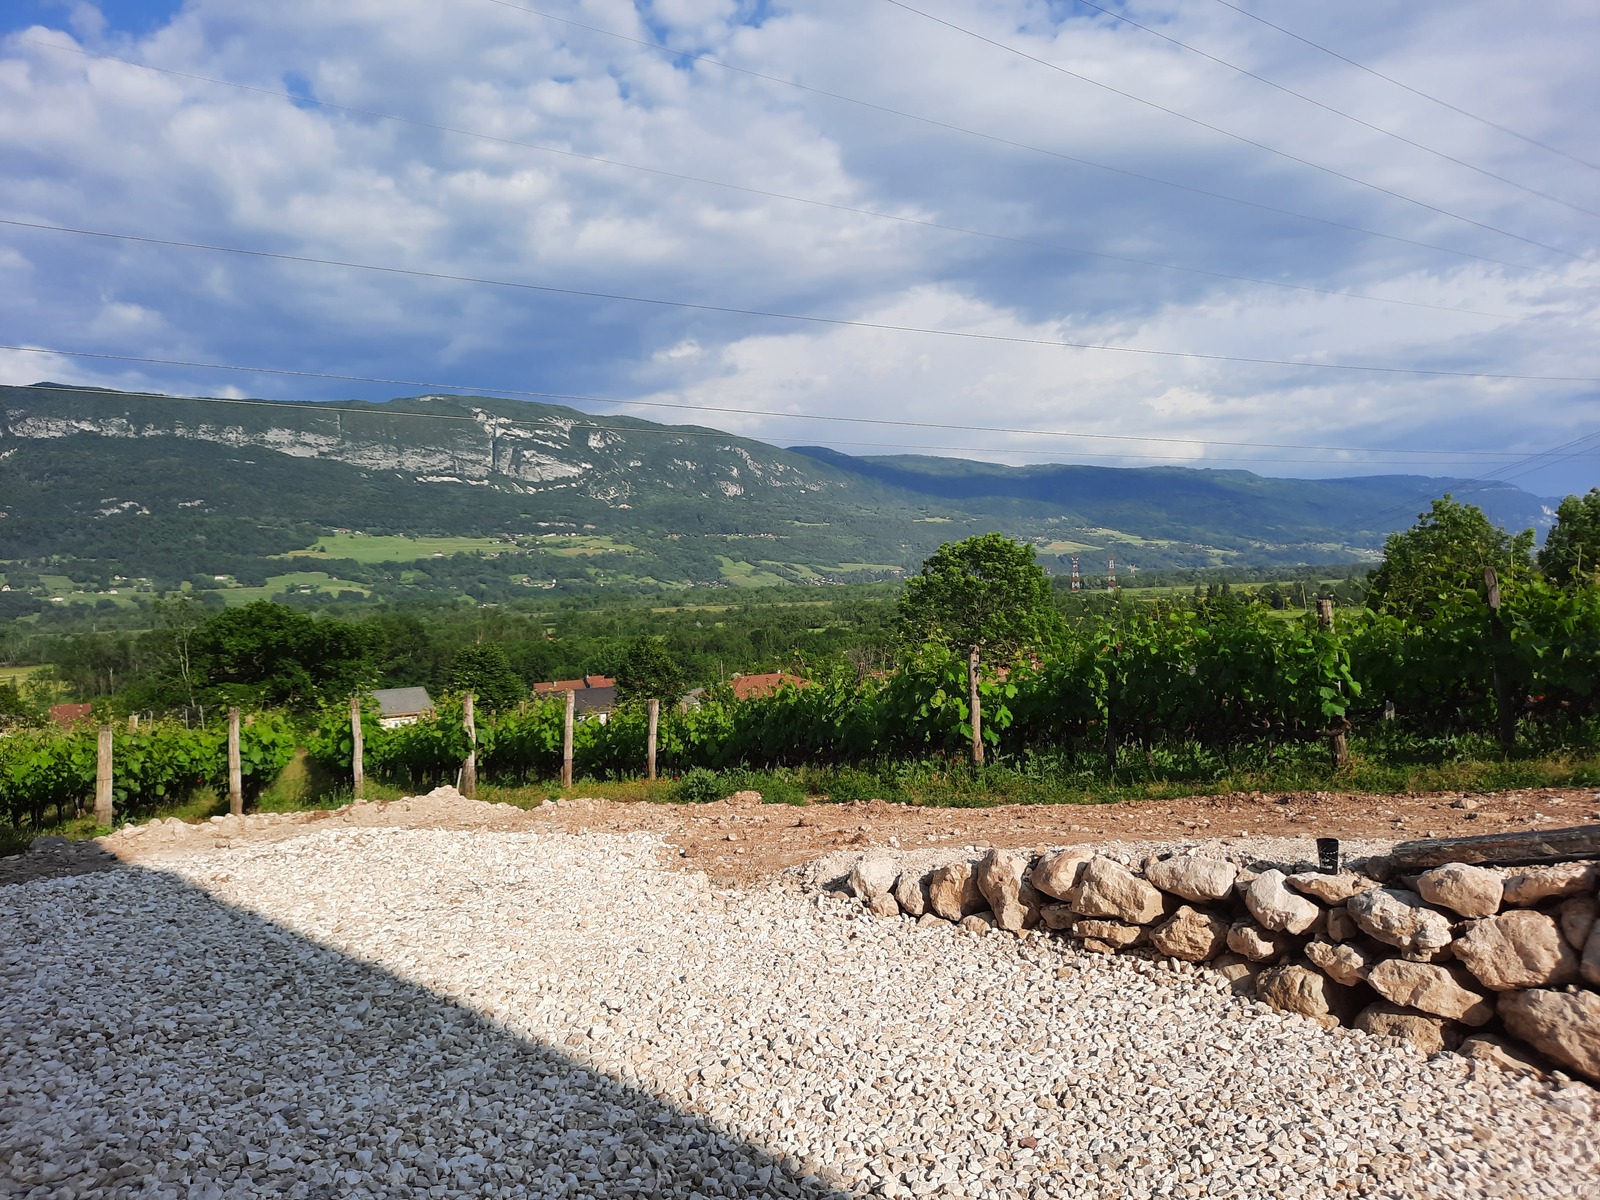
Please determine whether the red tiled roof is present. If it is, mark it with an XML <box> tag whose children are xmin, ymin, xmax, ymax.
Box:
<box><xmin>533</xmin><ymin>675</ymin><xmax>616</xmax><ymax>694</ymax></box>
<box><xmin>729</xmin><ymin>672</ymin><xmax>810</xmax><ymax>701</ymax></box>
<box><xmin>49</xmin><ymin>703</ymin><xmax>93</xmax><ymax>728</ymax></box>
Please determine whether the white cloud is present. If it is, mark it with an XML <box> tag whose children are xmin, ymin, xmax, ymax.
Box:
<box><xmin>0</xmin><ymin>0</ymin><xmax>1595</xmax><ymax>492</ymax></box>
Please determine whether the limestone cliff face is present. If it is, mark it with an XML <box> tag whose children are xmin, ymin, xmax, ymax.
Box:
<box><xmin>0</xmin><ymin>389</ymin><xmax>834</xmax><ymax>505</ymax></box>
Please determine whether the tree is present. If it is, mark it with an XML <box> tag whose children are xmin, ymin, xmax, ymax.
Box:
<box><xmin>897</xmin><ymin>533</ymin><xmax>1058</xmax><ymax>764</ymax></box>
<box><xmin>191</xmin><ymin>601</ymin><xmax>377</xmax><ymax>710</ymax></box>
<box><xmin>0</xmin><ymin>681</ymin><xmax>44</xmax><ymax>731</ymax></box>
<box><xmin>1538</xmin><ymin>489</ymin><xmax>1600</xmax><ymax>587</ymax></box>
<box><xmin>448</xmin><ymin>642</ymin><xmax>525</xmax><ymax>711</ymax></box>
<box><xmin>616</xmin><ymin>636</ymin><xmax>685</xmax><ymax>704</ymax></box>
<box><xmin>1367</xmin><ymin>495</ymin><xmax>1534</xmax><ymax>621</ymax></box>
<box><xmin>150</xmin><ymin>595</ymin><xmax>206</xmax><ymax>708</ymax></box>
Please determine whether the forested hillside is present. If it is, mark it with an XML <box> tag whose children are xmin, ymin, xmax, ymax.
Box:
<box><xmin>0</xmin><ymin>384</ymin><xmax>1556</xmax><ymax>616</ymax></box>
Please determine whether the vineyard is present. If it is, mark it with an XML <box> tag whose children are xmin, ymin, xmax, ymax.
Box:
<box><xmin>5</xmin><ymin>574</ymin><xmax>1600</xmax><ymax>831</ymax></box>
<box><xmin>305</xmin><ymin>578</ymin><xmax>1600</xmax><ymax>787</ymax></box>
<box><xmin>0</xmin><ymin>716</ymin><xmax>295</xmax><ymax>832</ymax></box>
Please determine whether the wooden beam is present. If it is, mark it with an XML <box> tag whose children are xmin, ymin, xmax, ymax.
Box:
<box><xmin>1368</xmin><ymin>824</ymin><xmax>1600</xmax><ymax>876</ymax></box>
<box><xmin>646</xmin><ymin>698</ymin><xmax>659</xmax><ymax>782</ymax></box>
<box><xmin>228</xmin><ymin>707</ymin><xmax>243</xmax><ymax>817</ymax></box>
<box><xmin>350</xmin><ymin>694</ymin><xmax>365</xmax><ymax>801</ymax></box>
<box><xmin>461</xmin><ymin>692</ymin><xmax>477</xmax><ymax>799</ymax></box>
<box><xmin>561</xmin><ymin>689</ymin><xmax>575</xmax><ymax>790</ymax></box>
<box><xmin>95</xmin><ymin>725</ymin><xmax>114</xmax><ymax>827</ymax></box>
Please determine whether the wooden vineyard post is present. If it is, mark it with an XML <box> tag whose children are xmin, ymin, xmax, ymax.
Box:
<box><xmin>127</xmin><ymin>713</ymin><xmax>139</xmax><ymax>732</ymax></box>
<box><xmin>562</xmin><ymin>689</ymin><xmax>575</xmax><ymax>790</ymax></box>
<box><xmin>1485</xmin><ymin>566</ymin><xmax>1517</xmax><ymax>753</ymax></box>
<box><xmin>350</xmin><ymin>695</ymin><xmax>365</xmax><ymax>801</ymax></box>
<box><xmin>461</xmin><ymin>692</ymin><xmax>477</xmax><ymax>798</ymax></box>
<box><xmin>647</xmin><ymin>698</ymin><xmax>660</xmax><ymax>781</ymax></box>
<box><xmin>968</xmin><ymin>645</ymin><xmax>984</xmax><ymax>767</ymax></box>
<box><xmin>1317</xmin><ymin>599</ymin><xmax>1350</xmax><ymax>769</ymax></box>
<box><xmin>227</xmin><ymin>707</ymin><xmax>243</xmax><ymax>816</ymax></box>
<box><xmin>95</xmin><ymin>725</ymin><xmax>114</xmax><ymax>827</ymax></box>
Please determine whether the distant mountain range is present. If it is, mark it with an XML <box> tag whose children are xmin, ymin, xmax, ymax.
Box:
<box><xmin>0</xmin><ymin>384</ymin><xmax>1560</xmax><ymax>608</ymax></box>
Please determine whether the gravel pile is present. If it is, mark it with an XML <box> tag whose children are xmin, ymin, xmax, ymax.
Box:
<box><xmin>3</xmin><ymin>826</ymin><xmax>1598</xmax><ymax>1199</ymax></box>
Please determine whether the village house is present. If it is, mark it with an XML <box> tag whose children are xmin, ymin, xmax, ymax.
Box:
<box><xmin>533</xmin><ymin>675</ymin><xmax>618</xmax><ymax>721</ymax></box>
<box><xmin>368</xmin><ymin>686</ymin><xmax>435</xmax><ymax>729</ymax></box>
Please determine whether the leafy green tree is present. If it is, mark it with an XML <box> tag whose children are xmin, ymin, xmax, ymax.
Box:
<box><xmin>0</xmin><ymin>681</ymin><xmax>44</xmax><ymax>731</ymax></box>
<box><xmin>448</xmin><ymin>642</ymin><xmax>525</xmax><ymax>711</ymax></box>
<box><xmin>1538</xmin><ymin>489</ymin><xmax>1600</xmax><ymax>587</ymax></box>
<box><xmin>616</xmin><ymin>636</ymin><xmax>686</xmax><ymax>704</ymax></box>
<box><xmin>191</xmin><ymin>601</ymin><xmax>377</xmax><ymax>710</ymax></box>
<box><xmin>1367</xmin><ymin>495</ymin><xmax>1534</xmax><ymax>621</ymax></box>
<box><xmin>897</xmin><ymin>533</ymin><xmax>1058</xmax><ymax>764</ymax></box>
<box><xmin>148</xmin><ymin>595</ymin><xmax>207</xmax><ymax>708</ymax></box>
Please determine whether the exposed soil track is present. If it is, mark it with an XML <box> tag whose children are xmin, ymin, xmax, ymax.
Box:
<box><xmin>10</xmin><ymin>784</ymin><xmax>1590</xmax><ymax>890</ymax></box>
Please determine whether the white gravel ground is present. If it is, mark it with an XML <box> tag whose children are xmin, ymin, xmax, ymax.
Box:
<box><xmin>3</xmin><ymin>827</ymin><xmax>1598</xmax><ymax>1199</ymax></box>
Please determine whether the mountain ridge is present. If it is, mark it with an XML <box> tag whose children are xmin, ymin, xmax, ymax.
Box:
<box><xmin>0</xmin><ymin>384</ymin><xmax>1561</xmax><ymax>608</ymax></box>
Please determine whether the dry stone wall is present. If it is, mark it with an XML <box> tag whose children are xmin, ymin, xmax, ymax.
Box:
<box><xmin>844</xmin><ymin>846</ymin><xmax>1600</xmax><ymax>1084</ymax></box>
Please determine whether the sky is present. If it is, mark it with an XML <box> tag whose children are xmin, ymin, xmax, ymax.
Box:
<box><xmin>2</xmin><ymin>0</ymin><xmax>1597</xmax><ymax>495</ymax></box>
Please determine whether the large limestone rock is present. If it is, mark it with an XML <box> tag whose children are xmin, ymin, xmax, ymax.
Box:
<box><xmin>1457</xmin><ymin>1033</ymin><xmax>1545</xmax><ymax>1077</ymax></box>
<box><xmin>866</xmin><ymin>891</ymin><xmax>900</xmax><ymax>919</ymax></box>
<box><xmin>1499</xmin><ymin>988</ymin><xmax>1600</xmax><ymax>1083</ymax></box>
<box><xmin>1031</xmin><ymin>848</ymin><xmax>1095</xmax><ymax>901</ymax></box>
<box><xmin>928</xmin><ymin>862</ymin><xmax>986</xmax><ymax>922</ymax></box>
<box><xmin>1453</xmin><ymin>910</ymin><xmax>1578</xmax><ymax>990</ymax></box>
<box><xmin>1017</xmin><ymin>880</ymin><xmax>1045</xmax><ymax>930</ymax></box>
<box><xmin>1038</xmin><ymin>903</ymin><xmax>1075</xmax><ymax>931</ymax></box>
<box><xmin>848</xmin><ymin>857</ymin><xmax>899</xmax><ymax>903</ymax></box>
<box><xmin>1416</xmin><ymin>862</ymin><xmax>1504</xmax><ymax>919</ymax></box>
<box><xmin>1354</xmin><ymin>1002</ymin><xmax>1460</xmax><ymax>1055</ymax></box>
<box><xmin>1585</xmin><ymin>922</ymin><xmax>1600</xmax><ymax>987</ymax></box>
<box><xmin>1304</xmin><ymin>937</ymin><xmax>1380</xmax><ymax>986</ymax></box>
<box><xmin>1556</xmin><ymin>895</ymin><xmax>1597</xmax><ymax>951</ymax></box>
<box><xmin>958</xmin><ymin>911</ymin><xmax>999</xmax><ymax>936</ymax></box>
<box><xmin>1287</xmin><ymin>871</ymin><xmax>1373</xmax><ymax>905</ymax></box>
<box><xmin>1347</xmin><ymin>888</ymin><xmax>1453</xmax><ymax>954</ymax></box>
<box><xmin>1211</xmin><ymin>953</ymin><xmax>1261</xmax><ymax>996</ymax></box>
<box><xmin>1326</xmin><ymin>907</ymin><xmax>1360</xmax><ymax>943</ymax></box>
<box><xmin>976</xmin><ymin>848</ymin><xmax>1031</xmax><ymax>932</ymax></box>
<box><xmin>1149</xmin><ymin>906</ymin><xmax>1229</xmax><ymax>962</ymax></box>
<box><xmin>1245</xmin><ymin>869</ymin><xmax>1321</xmax><ymax>935</ymax></box>
<box><xmin>1227</xmin><ymin>918</ymin><xmax>1289</xmax><ymax>962</ymax></box>
<box><xmin>1501</xmin><ymin>861</ymin><xmax>1600</xmax><ymax>907</ymax></box>
<box><xmin>1366</xmin><ymin>959</ymin><xmax>1494</xmax><ymax>1026</ymax></box>
<box><xmin>1069</xmin><ymin>857</ymin><xmax>1166</xmax><ymax>925</ymax></box>
<box><xmin>1256</xmin><ymin>964</ymin><xmax>1340</xmax><ymax>1029</ymax></box>
<box><xmin>1071</xmin><ymin>918</ymin><xmax>1145</xmax><ymax>949</ymax></box>
<box><xmin>894</xmin><ymin>870</ymin><xmax>931</xmax><ymax>918</ymax></box>
<box><xmin>1146</xmin><ymin>856</ymin><xmax>1237</xmax><ymax>904</ymax></box>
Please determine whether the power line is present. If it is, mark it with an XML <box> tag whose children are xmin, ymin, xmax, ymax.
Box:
<box><xmin>0</xmin><ymin>377</ymin><xmax>1542</xmax><ymax>473</ymax></box>
<box><xmin>4</xmin><ymin>347</ymin><xmax>1581</xmax><ymax>461</ymax></box>
<box><xmin>472</xmin><ymin>1</ymin><xmax>1552</xmax><ymax>275</ymax></box>
<box><xmin>877</xmin><ymin>0</ymin><xmax>1587</xmax><ymax>262</ymax></box>
<box><xmin>1354</xmin><ymin>429</ymin><xmax>1599</xmax><ymax>530</ymax></box>
<box><xmin>1066</xmin><ymin>0</ymin><xmax>1597</xmax><ymax>218</ymax></box>
<box><xmin>5</xmin><ymin>217</ymin><xmax>1595</xmax><ymax>383</ymax></box>
<box><xmin>1210</xmin><ymin>0</ymin><xmax>1600</xmax><ymax>175</ymax></box>
<box><xmin>16</xmin><ymin>37</ymin><xmax>1526</xmax><ymax>324</ymax></box>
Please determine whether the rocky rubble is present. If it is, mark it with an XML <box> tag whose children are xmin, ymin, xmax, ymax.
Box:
<box><xmin>845</xmin><ymin>845</ymin><xmax>1600</xmax><ymax>1085</ymax></box>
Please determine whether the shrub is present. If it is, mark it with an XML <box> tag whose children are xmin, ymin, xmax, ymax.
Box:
<box><xmin>675</xmin><ymin>767</ymin><xmax>723</xmax><ymax>804</ymax></box>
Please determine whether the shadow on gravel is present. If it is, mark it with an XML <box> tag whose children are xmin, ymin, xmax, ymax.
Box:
<box><xmin>0</xmin><ymin>864</ymin><xmax>852</xmax><ymax>1199</ymax></box>
<box><xmin>0</xmin><ymin>835</ymin><xmax>122</xmax><ymax>888</ymax></box>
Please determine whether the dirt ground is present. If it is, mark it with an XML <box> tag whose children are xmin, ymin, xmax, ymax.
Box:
<box><xmin>7</xmin><ymin>783</ymin><xmax>1593</xmax><ymax>890</ymax></box>
<box><xmin>531</xmin><ymin>785</ymin><xmax>1600</xmax><ymax>885</ymax></box>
